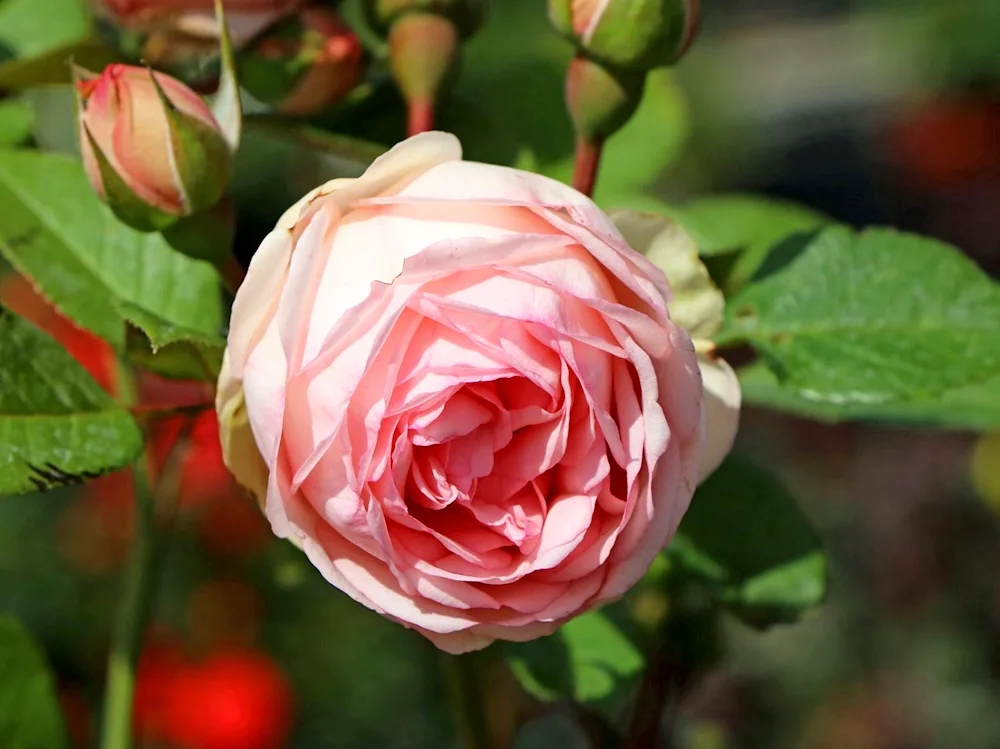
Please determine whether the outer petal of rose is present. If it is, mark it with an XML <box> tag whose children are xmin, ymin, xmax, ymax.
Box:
<box><xmin>368</xmin><ymin>161</ymin><xmax>672</xmax><ymax>326</ymax></box>
<box><xmin>227</xmin><ymin>229</ymin><xmax>293</xmax><ymax>379</ymax></box>
<box><xmin>417</xmin><ymin>627</ymin><xmax>496</xmax><ymax>655</ymax></box>
<box><xmin>696</xmin><ymin>350</ymin><xmax>741</xmax><ymax>483</ymax></box>
<box><xmin>216</xmin><ymin>352</ymin><xmax>270</xmax><ymax>505</ymax></box>
<box><xmin>609</xmin><ymin>210</ymin><xmax>724</xmax><ymax>339</ymax></box>
<box><xmin>242</xmin><ymin>317</ymin><xmax>288</xmax><ymax>469</ymax></box>
<box><xmin>470</xmin><ymin>617</ymin><xmax>567</xmax><ymax>644</ymax></box>
<box><xmin>387</xmin><ymin>160</ymin><xmax>581</xmax><ymax>203</ymax></box>
<box><xmin>277</xmin><ymin>131</ymin><xmax>462</xmax><ymax>231</ymax></box>
<box><xmin>308</xmin><ymin>524</ymin><xmax>484</xmax><ymax>635</ymax></box>
<box><xmin>601</xmin><ymin>327</ymin><xmax>702</xmax><ymax>599</ymax></box>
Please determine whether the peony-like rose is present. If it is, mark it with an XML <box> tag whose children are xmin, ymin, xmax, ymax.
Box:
<box><xmin>217</xmin><ymin>132</ymin><xmax>739</xmax><ymax>653</ymax></box>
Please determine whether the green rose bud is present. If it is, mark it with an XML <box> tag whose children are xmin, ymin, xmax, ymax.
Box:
<box><xmin>364</xmin><ymin>0</ymin><xmax>488</xmax><ymax>134</ymax></box>
<box><xmin>565</xmin><ymin>54</ymin><xmax>645</xmax><ymax>142</ymax></box>
<box><xmin>549</xmin><ymin>0</ymin><xmax>700</xmax><ymax>71</ymax></box>
<box><xmin>364</xmin><ymin>0</ymin><xmax>487</xmax><ymax>38</ymax></box>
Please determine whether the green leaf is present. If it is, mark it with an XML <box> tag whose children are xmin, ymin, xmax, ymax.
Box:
<box><xmin>0</xmin><ymin>0</ymin><xmax>89</xmax><ymax>60</ymax></box>
<box><xmin>661</xmin><ymin>194</ymin><xmax>828</xmax><ymax>292</ymax></box>
<box><xmin>0</xmin><ymin>309</ymin><xmax>142</xmax><ymax>496</ymax></box>
<box><xmin>739</xmin><ymin>361</ymin><xmax>1000</xmax><ymax>431</ymax></box>
<box><xmin>0</xmin><ymin>149</ymin><xmax>227</xmax><ymax>380</ymax></box>
<box><xmin>0</xmin><ymin>99</ymin><xmax>32</xmax><ymax>147</ymax></box>
<box><xmin>0</xmin><ymin>0</ymin><xmax>113</xmax><ymax>90</ymax></box>
<box><xmin>0</xmin><ymin>616</ymin><xmax>67</xmax><ymax>749</ymax></box>
<box><xmin>23</xmin><ymin>87</ymin><xmax>77</xmax><ymax>155</ymax></box>
<box><xmin>668</xmin><ymin>456</ymin><xmax>826</xmax><ymax>627</ymax></box>
<box><xmin>718</xmin><ymin>226</ymin><xmax>1000</xmax><ymax>405</ymax></box>
<box><xmin>0</xmin><ymin>39</ymin><xmax>115</xmax><ymax>90</ymax></box>
<box><xmin>504</xmin><ymin>611</ymin><xmax>644</xmax><ymax>717</ymax></box>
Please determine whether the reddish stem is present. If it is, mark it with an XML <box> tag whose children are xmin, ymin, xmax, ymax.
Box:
<box><xmin>407</xmin><ymin>98</ymin><xmax>436</xmax><ymax>136</ymax></box>
<box><xmin>572</xmin><ymin>136</ymin><xmax>604</xmax><ymax>197</ymax></box>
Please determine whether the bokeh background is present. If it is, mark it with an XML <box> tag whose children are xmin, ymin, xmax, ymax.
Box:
<box><xmin>3</xmin><ymin>0</ymin><xmax>1000</xmax><ymax>747</ymax></box>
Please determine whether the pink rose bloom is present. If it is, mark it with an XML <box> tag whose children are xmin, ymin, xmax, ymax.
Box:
<box><xmin>217</xmin><ymin>132</ymin><xmax>739</xmax><ymax>653</ymax></box>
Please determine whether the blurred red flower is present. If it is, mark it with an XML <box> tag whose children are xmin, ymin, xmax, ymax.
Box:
<box><xmin>890</xmin><ymin>98</ymin><xmax>1000</xmax><ymax>190</ymax></box>
<box><xmin>160</xmin><ymin>650</ymin><xmax>294</xmax><ymax>749</ymax></box>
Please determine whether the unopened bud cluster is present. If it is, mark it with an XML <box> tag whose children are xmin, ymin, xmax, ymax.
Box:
<box><xmin>550</xmin><ymin>0</ymin><xmax>701</xmax><ymax>151</ymax></box>
<box><xmin>549</xmin><ymin>0</ymin><xmax>699</xmax><ymax>72</ymax></box>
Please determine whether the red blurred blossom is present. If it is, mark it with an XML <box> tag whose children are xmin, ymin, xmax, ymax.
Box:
<box><xmin>149</xmin><ymin>410</ymin><xmax>236</xmax><ymax>507</ymax></box>
<box><xmin>890</xmin><ymin>97</ymin><xmax>1000</xmax><ymax>190</ymax></box>
<box><xmin>196</xmin><ymin>491</ymin><xmax>273</xmax><ymax>556</ymax></box>
<box><xmin>133</xmin><ymin>627</ymin><xmax>294</xmax><ymax>749</ymax></box>
<box><xmin>161</xmin><ymin>650</ymin><xmax>294</xmax><ymax>749</ymax></box>
<box><xmin>133</xmin><ymin>636</ymin><xmax>188</xmax><ymax>744</ymax></box>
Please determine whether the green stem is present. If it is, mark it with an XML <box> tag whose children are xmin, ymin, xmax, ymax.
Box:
<box><xmin>98</xmin><ymin>451</ymin><xmax>155</xmax><ymax>749</ymax></box>
<box><xmin>623</xmin><ymin>585</ymin><xmax>718</xmax><ymax>749</ymax></box>
<box><xmin>442</xmin><ymin>652</ymin><xmax>494</xmax><ymax>749</ymax></box>
<box><xmin>98</xmin><ymin>359</ymin><xmax>158</xmax><ymax>749</ymax></box>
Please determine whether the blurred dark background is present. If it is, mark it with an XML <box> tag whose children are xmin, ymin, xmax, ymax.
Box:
<box><xmin>4</xmin><ymin>0</ymin><xmax>1000</xmax><ymax>747</ymax></box>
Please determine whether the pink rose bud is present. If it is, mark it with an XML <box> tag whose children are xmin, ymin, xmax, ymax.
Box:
<box><xmin>75</xmin><ymin>64</ymin><xmax>231</xmax><ymax>230</ymax></box>
<box><xmin>238</xmin><ymin>7</ymin><xmax>364</xmax><ymax>117</ymax></box>
<box><xmin>216</xmin><ymin>132</ymin><xmax>741</xmax><ymax>653</ymax></box>
<box><xmin>549</xmin><ymin>0</ymin><xmax>700</xmax><ymax>71</ymax></box>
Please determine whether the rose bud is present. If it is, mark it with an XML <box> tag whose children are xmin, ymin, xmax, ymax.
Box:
<box><xmin>566</xmin><ymin>54</ymin><xmax>645</xmax><ymax>145</ymax></box>
<box><xmin>217</xmin><ymin>132</ymin><xmax>740</xmax><ymax>653</ymax></box>
<box><xmin>364</xmin><ymin>0</ymin><xmax>486</xmax><ymax>38</ymax></box>
<box><xmin>364</xmin><ymin>0</ymin><xmax>487</xmax><ymax>134</ymax></box>
<box><xmin>549</xmin><ymin>0</ymin><xmax>700</xmax><ymax>72</ymax></box>
<box><xmin>238</xmin><ymin>7</ymin><xmax>364</xmax><ymax>117</ymax></box>
<box><xmin>75</xmin><ymin>64</ymin><xmax>231</xmax><ymax>231</ymax></box>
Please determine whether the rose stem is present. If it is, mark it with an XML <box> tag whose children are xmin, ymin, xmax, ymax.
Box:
<box><xmin>407</xmin><ymin>98</ymin><xmax>436</xmax><ymax>136</ymax></box>
<box><xmin>572</xmin><ymin>136</ymin><xmax>604</xmax><ymax>198</ymax></box>
<box><xmin>622</xmin><ymin>588</ymin><xmax>715</xmax><ymax>749</ymax></box>
<box><xmin>442</xmin><ymin>652</ymin><xmax>495</xmax><ymax>749</ymax></box>
<box><xmin>98</xmin><ymin>359</ymin><xmax>188</xmax><ymax>749</ymax></box>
